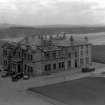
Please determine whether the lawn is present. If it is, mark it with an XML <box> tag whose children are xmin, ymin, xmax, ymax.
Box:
<box><xmin>29</xmin><ymin>77</ymin><xmax>105</xmax><ymax>105</ymax></box>
<box><xmin>92</xmin><ymin>45</ymin><xmax>105</xmax><ymax>63</ymax></box>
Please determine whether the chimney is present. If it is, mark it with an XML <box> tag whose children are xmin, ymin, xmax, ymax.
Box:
<box><xmin>25</xmin><ymin>36</ymin><xmax>29</xmax><ymax>45</ymax></box>
<box><xmin>49</xmin><ymin>35</ymin><xmax>53</xmax><ymax>40</ymax></box>
<box><xmin>63</xmin><ymin>32</ymin><xmax>66</xmax><ymax>39</ymax></box>
<box><xmin>70</xmin><ymin>35</ymin><xmax>74</xmax><ymax>44</ymax></box>
<box><xmin>56</xmin><ymin>32</ymin><xmax>59</xmax><ymax>38</ymax></box>
<box><xmin>84</xmin><ymin>36</ymin><xmax>88</xmax><ymax>43</ymax></box>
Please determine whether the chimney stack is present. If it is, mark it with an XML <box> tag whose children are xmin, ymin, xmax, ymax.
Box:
<box><xmin>70</xmin><ymin>35</ymin><xmax>74</xmax><ymax>44</ymax></box>
<box><xmin>25</xmin><ymin>36</ymin><xmax>29</xmax><ymax>45</ymax></box>
<box><xmin>63</xmin><ymin>32</ymin><xmax>66</xmax><ymax>39</ymax></box>
<box><xmin>84</xmin><ymin>36</ymin><xmax>88</xmax><ymax>42</ymax></box>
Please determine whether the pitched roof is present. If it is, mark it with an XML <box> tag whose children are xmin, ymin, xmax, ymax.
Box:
<box><xmin>2</xmin><ymin>37</ymin><xmax>25</xmax><ymax>43</ymax></box>
<box><xmin>38</xmin><ymin>45</ymin><xmax>61</xmax><ymax>52</ymax></box>
<box><xmin>2</xmin><ymin>35</ymin><xmax>91</xmax><ymax>53</ymax></box>
<box><xmin>2</xmin><ymin>42</ymin><xmax>17</xmax><ymax>49</ymax></box>
<box><xmin>52</xmin><ymin>39</ymin><xmax>91</xmax><ymax>47</ymax></box>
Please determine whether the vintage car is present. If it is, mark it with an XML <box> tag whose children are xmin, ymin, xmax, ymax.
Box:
<box><xmin>11</xmin><ymin>74</ymin><xmax>18</xmax><ymax>81</ymax></box>
<box><xmin>16</xmin><ymin>73</ymin><xmax>23</xmax><ymax>79</ymax></box>
<box><xmin>82</xmin><ymin>66</ymin><xmax>95</xmax><ymax>73</ymax></box>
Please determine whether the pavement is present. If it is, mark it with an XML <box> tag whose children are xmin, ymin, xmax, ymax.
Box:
<box><xmin>0</xmin><ymin>62</ymin><xmax>105</xmax><ymax>105</ymax></box>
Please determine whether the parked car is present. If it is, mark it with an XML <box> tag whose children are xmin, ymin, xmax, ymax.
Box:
<box><xmin>23</xmin><ymin>74</ymin><xmax>30</xmax><ymax>80</ymax></box>
<box><xmin>11</xmin><ymin>75</ymin><xmax>18</xmax><ymax>82</ymax></box>
<box><xmin>82</xmin><ymin>67</ymin><xmax>95</xmax><ymax>73</ymax></box>
<box><xmin>17</xmin><ymin>73</ymin><xmax>23</xmax><ymax>79</ymax></box>
<box><xmin>1</xmin><ymin>71</ymin><xmax>9</xmax><ymax>78</ymax></box>
<box><xmin>46</xmin><ymin>72</ymin><xmax>51</xmax><ymax>75</ymax></box>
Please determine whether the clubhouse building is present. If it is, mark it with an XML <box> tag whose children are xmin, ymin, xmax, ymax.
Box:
<box><xmin>1</xmin><ymin>33</ymin><xmax>92</xmax><ymax>77</ymax></box>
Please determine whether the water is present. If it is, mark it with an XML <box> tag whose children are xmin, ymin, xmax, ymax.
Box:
<box><xmin>1</xmin><ymin>32</ymin><xmax>105</xmax><ymax>45</ymax></box>
<box><xmin>66</xmin><ymin>32</ymin><xmax>105</xmax><ymax>45</ymax></box>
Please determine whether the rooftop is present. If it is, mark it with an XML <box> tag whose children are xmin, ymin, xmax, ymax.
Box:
<box><xmin>53</xmin><ymin>39</ymin><xmax>91</xmax><ymax>47</ymax></box>
<box><xmin>38</xmin><ymin>45</ymin><xmax>61</xmax><ymax>52</ymax></box>
<box><xmin>2</xmin><ymin>33</ymin><xmax>91</xmax><ymax>51</ymax></box>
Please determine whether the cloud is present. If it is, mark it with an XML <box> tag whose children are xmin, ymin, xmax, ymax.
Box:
<box><xmin>31</xmin><ymin>1</ymin><xmax>99</xmax><ymax>25</ymax></box>
<box><xmin>0</xmin><ymin>0</ymin><xmax>105</xmax><ymax>25</ymax></box>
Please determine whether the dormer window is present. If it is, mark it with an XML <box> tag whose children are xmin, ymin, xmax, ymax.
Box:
<box><xmin>68</xmin><ymin>53</ymin><xmax>71</xmax><ymax>58</ymax></box>
<box><xmin>19</xmin><ymin>52</ymin><xmax>21</xmax><ymax>57</ymax></box>
<box><xmin>24</xmin><ymin>53</ymin><xmax>26</xmax><ymax>59</ymax></box>
<box><xmin>28</xmin><ymin>54</ymin><xmax>33</xmax><ymax>60</ymax></box>
<box><xmin>86</xmin><ymin>45</ymin><xmax>89</xmax><ymax>55</ymax></box>
<box><xmin>52</xmin><ymin>52</ymin><xmax>56</xmax><ymax>58</ymax></box>
<box><xmin>45</xmin><ymin>52</ymin><xmax>50</xmax><ymax>58</ymax></box>
<box><xmin>30</xmin><ymin>55</ymin><xmax>32</xmax><ymax>60</ymax></box>
<box><xmin>3</xmin><ymin>49</ymin><xmax>7</xmax><ymax>56</ymax></box>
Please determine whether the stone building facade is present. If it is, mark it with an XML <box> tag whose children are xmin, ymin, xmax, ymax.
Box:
<box><xmin>1</xmin><ymin>34</ymin><xmax>92</xmax><ymax>76</ymax></box>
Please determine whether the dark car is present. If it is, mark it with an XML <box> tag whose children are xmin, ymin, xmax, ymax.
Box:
<box><xmin>82</xmin><ymin>67</ymin><xmax>95</xmax><ymax>73</ymax></box>
<box><xmin>11</xmin><ymin>75</ymin><xmax>18</xmax><ymax>82</ymax></box>
<box><xmin>17</xmin><ymin>73</ymin><xmax>23</xmax><ymax>79</ymax></box>
<box><xmin>47</xmin><ymin>72</ymin><xmax>51</xmax><ymax>75</ymax></box>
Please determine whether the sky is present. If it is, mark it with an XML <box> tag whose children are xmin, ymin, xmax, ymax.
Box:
<box><xmin>0</xmin><ymin>0</ymin><xmax>105</xmax><ymax>26</ymax></box>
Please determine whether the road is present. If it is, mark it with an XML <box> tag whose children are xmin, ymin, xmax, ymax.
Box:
<box><xmin>0</xmin><ymin>62</ymin><xmax>105</xmax><ymax>105</ymax></box>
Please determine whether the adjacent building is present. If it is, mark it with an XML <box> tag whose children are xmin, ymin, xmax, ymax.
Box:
<box><xmin>1</xmin><ymin>33</ymin><xmax>92</xmax><ymax>77</ymax></box>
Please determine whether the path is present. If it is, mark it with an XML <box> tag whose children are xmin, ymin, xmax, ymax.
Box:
<box><xmin>0</xmin><ymin>62</ymin><xmax>104</xmax><ymax>105</ymax></box>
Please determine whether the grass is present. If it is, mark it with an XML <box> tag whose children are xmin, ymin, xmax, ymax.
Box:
<box><xmin>92</xmin><ymin>45</ymin><xmax>105</xmax><ymax>63</ymax></box>
<box><xmin>29</xmin><ymin>77</ymin><xmax>105</xmax><ymax>105</ymax></box>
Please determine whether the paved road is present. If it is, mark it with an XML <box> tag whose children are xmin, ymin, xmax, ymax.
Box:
<box><xmin>0</xmin><ymin>62</ymin><xmax>105</xmax><ymax>105</ymax></box>
<box><xmin>0</xmin><ymin>77</ymin><xmax>55</xmax><ymax>105</ymax></box>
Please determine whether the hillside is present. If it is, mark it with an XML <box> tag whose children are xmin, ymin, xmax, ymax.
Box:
<box><xmin>0</xmin><ymin>25</ymin><xmax>105</xmax><ymax>39</ymax></box>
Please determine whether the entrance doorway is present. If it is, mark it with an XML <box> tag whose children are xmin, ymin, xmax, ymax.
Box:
<box><xmin>18</xmin><ymin>62</ymin><xmax>23</xmax><ymax>73</ymax></box>
<box><xmin>18</xmin><ymin>64</ymin><xmax>21</xmax><ymax>73</ymax></box>
<box><xmin>75</xmin><ymin>60</ymin><xmax>78</xmax><ymax>68</ymax></box>
<box><xmin>44</xmin><ymin>64</ymin><xmax>51</xmax><ymax>74</ymax></box>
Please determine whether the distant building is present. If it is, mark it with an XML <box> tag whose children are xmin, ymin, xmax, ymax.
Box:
<box><xmin>1</xmin><ymin>33</ymin><xmax>92</xmax><ymax>76</ymax></box>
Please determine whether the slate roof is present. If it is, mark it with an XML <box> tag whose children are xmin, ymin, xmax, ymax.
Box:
<box><xmin>2</xmin><ymin>42</ymin><xmax>17</xmax><ymax>49</ymax></box>
<box><xmin>38</xmin><ymin>45</ymin><xmax>61</xmax><ymax>52</ymax></box>
<box><xmin>2</xmin><ymin>37</ymin><xmax>25</xmax><ymax>43</ymax></box>
<box><xmin>2</xmin><ymin>35</ymin><xmax>91</xmax><ymax>52</ymax></box>
<box><xmin>52</xmin><ymin>39</ymin><xmax>91</xmax><ymax>47</ymax></box>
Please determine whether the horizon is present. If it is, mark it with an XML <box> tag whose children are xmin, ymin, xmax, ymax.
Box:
<box><xmin>1</xmin><ymin>23</ymin><xmax>105</xmax><ymax>28</ymax></box>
